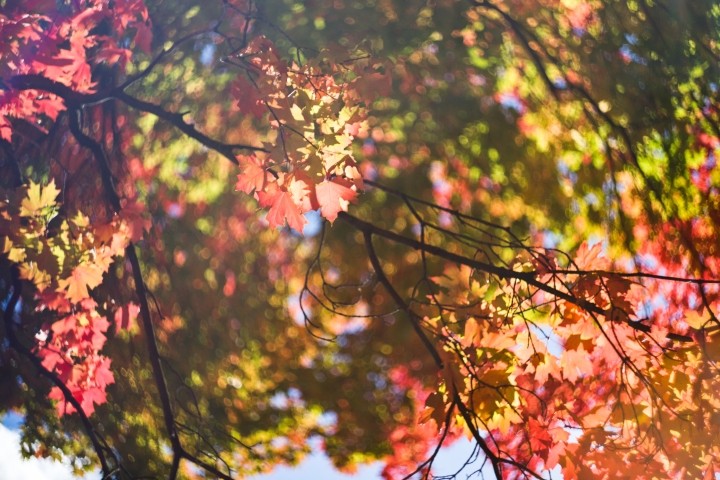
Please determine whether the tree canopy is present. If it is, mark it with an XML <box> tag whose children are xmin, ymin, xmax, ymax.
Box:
<box><xmin>1</xmin><ymin>0</ymin><xmax>720</xmax><ymax>479</ymax></box>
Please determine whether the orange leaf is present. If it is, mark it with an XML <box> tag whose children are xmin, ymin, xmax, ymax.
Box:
<box><xmin>235</xmin><ymin>155</ymin><xmax>269</xmax><ymax>195</ymax></box>
<box><xmin>560</xmin><ymin>344</ymin><xmax>593</xmax><ymax>383</ymax></box>
<box><xmin>262</xmin><ymin>190</ymin><xmax>306</xmax><ymax>232</ymax></box>
<box><xmin>573</xmin><ymin>241</ymin><xmax>608</xmax><ymax>270</ymax></box>
<box><xmin>57</xmin><ymin>263</ymin><xmax>104</xmax><ymax>303</ymax></box>
<box><xmin>703</xmin><ymin>464</ymin><xmax>716</xmax><ymax>480</ymax></box>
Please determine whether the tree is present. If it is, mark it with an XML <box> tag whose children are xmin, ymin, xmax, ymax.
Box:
<box><xmin>1</xmin><ymin>0</ymin><xmax>720</xmax><ymax>478</ymax></box>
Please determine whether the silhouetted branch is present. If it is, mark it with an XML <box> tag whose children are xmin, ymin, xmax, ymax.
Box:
<box><xmin>7</xmin><ymin>74</ymin><xmax>267</xmax><ymax>166</ymax></box>
<box><xmin>114</xmin><ymin>91</ymin><xmax>267</xmax><ymax>164</ymax></box>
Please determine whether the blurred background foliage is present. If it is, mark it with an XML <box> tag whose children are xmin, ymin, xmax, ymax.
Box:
<box><xmin>2</xmin><ymin>0</ymin><xmax>720</xmax><ymax>478</ymax></box>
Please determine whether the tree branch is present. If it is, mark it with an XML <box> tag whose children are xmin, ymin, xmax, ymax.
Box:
<box><xmin>7</xmin><ymin>74</ymin><xmax>267</xmax><ymax>165</ymax></box>
<box><xmin>363</xmin><ymin>231</ymin><xmax>444</xmax><ymax>369</ymax></box>
<box><xmin>340</xmin><ymin>212</ymin><xmax>693</xmax><ymax>343</ymax></box>
<box><xmin>114</xmin><ymin>91</ymin><xmax>267</xmax><ymax>164</ymax></box>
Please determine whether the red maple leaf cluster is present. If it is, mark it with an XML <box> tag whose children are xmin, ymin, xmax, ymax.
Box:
<box><xmin>36</xmin><ymin>296</ymin><xmax>115</xmax><ymax>416</ymax></box>
<box><xmin>0</xmin><ymin>0</ymin><xmax>151</xmax><ymax>141</ymax></box>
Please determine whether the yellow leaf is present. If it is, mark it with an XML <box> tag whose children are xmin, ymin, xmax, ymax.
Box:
<box><xmin>2</xmin><ymin>237</ymin><xmax>11</xmax><ymax>254</ymax></box>
<box><xmin>19</xmin><ymin>262</ymin><xmax>51</xmax><ymax>290</ymax></box>
<box><xmin>20</xmin><ymin>180</ymin><xmax>60</xmax><ymax>218</ymax></box>
<box><xmin>71</xmin><ymin>212</ymin><xmax>90</xmax><ymax>228</ymax></box>
<box><xmin>6</xmin><ymin>244</ymin><xmax>26</xmax><ymax>263</ymax></box>
<box><xmin>486</xmin><ymin>407</ymin><xmax>521</xmax><ymax>435</ymax></box>
<box><xmin>686</xmin><ymin>310</ymin><xmax>710</xmax><ymax>329</ymax></box>
<box><xmin>290</xmin><ymin>103</ymin><xmax>305</xmax><ymax>121</ymax></box>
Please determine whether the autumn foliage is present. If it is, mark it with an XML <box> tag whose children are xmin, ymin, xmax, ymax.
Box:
<box><xmin>2</xmin><ymin>1</ymin><xmax>720</xmax><ymax>479</ymax></box>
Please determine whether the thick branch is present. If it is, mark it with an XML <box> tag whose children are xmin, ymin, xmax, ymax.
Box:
<box><xmin>7</xmin><ymin>74</ymin><xmax>266</xmax><ymax>164</ymax></box>
<box><xmin>453</xmin><ymin>392</ymin><xmax>504</xmax><ymax>479</ymax></box>
<box><xmin>71</xmin><ymin>103</ymin><xmax>241</xmax><ymax>478</ymax></box>
<box><xmin>6</xmin><ymin>75</ymin><xmax>109</xmax><ymax>107</ymax></box>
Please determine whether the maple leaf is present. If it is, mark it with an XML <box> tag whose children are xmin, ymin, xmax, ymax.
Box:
<box><xmin>288</xmin><ymin>174</ymin><xmax>313</xmax><ymax>211</ymax></box>
<box><xmin>95</xmin><ymin>46</ymin><xmax>132</xmax><ymax>69</ymax></box>
<box><xmin>560</xmin><ymin>344</ymin><xmax>593</xmax><ymax>383</ymax></box>
<box><xmin>685</xmin><ymin>310</ymin><xmax>710</xmax><ymax>329</ymax></box>
<box><xmin>36</xmin><ymin>290</ymin><xmax>73</xmax><ymax>313</ymax></box>
<box><xmin>133</xmin><ymin>21</ymin><xmax>153</xmax><ymax>53</ymax></box>
<box><xmin>703</xmin><ymin>463</ymin><xmax>716</xmax><ymax>480</ymax></box>
<box><xmin>315</xmin><ymin>178</ymin><xmax>358</xmax><ymax>222</ymax></box>
<box><xmin>79</xmin><ymin>387</ymin><xmax>107</xmax><ymax>416</ymax></box>
<box><xmin>0</xmin><ymin>116</ymin><xmax>11</xmax><ymax>142</ymax></box>
<box><xmin>528</xmin><ymin>418</ymin><xmax>553</xmax><ymax>452</ymax></box>
<box><xmin>562</xmin><ymin>459</ymin><xmax>579</xmax><ymax>480</ymax></box>
<box><xmin>260</xmin><ymin>189</ymin><xmax>307</xmax><ymax>232</ymax></box>
<box><xmin>40</xmin><ymin>348</ymin><xmax>65</xmax><ymax>372</ymax></box>
<box><xmin>89</xmin><ymin>316</ymin><xmax>111</xmax><ymax>350</ymax></box>
<box><xmin>418</xmin><ymin>391</ymin><xmax>447</xmax><ymax>428</ymax></box>
<box><xmin>573</xmin><ymin>241</ymin><xmax>608</xmax><ymax>270</ymax></box>
<box><xmin>532</xmin><ymin>354</ymin><xmax>560</xmax><ymax>384</ymax></box>
<box><xmin>49</xmin><ymin>386</ymin><xmax>76</xmax><ymax>416</ymax></box>
<box><xmin>50</xmin><ymin>314</ymin><xmax>78</xmax><ymax>337</ymax></box>
<box><xmin>352</xmin><ymin>63</ymin><xmax>393</xmax><ymax>102</ymax></box>
<box><xmin>289</xmin><ymin>103</ymin><xmax>305</xmax><ymax>122</ymax></box>
<box><xmin>235</xmin><ymin>155</ymin><xmax>269</xmax><ymax>194</ymax></box>
<box><xmin>57</xmin><ymin>263</ymin><xmax>105</xmax><ymax>303</ymax></box>
<box><xmin>20</xmin><ymin>180</ymin><xmax>60</xmax><ymax>218</ymax></box>
<box><xmin>92</xmin><ymin>356</ymin><xmax>115</xmax><ymax>389</ymax></box>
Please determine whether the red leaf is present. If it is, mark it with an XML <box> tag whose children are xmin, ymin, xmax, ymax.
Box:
<box><xmin>119</xmin><ymin>199</ymin><xmax>151</xmax><ymax>242</ymax></box>
<box><xmin>79</xmin><ymin>386</ymin><xmax>107</xmax><ymax>416</ymax></box>
<box><xmin>93</xmin><ymin>356</ymin><xmax>115</xmax><ymax>389</ymax></box>
<box><xmin>40</xmin><ymin>349</ymin><xmax>65</xmax><ymax>372</ymax></box>
<box><xmin>0</xmin><ymin>116</ymin><xmax>12</xmax><ymax>142</ymax></box>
